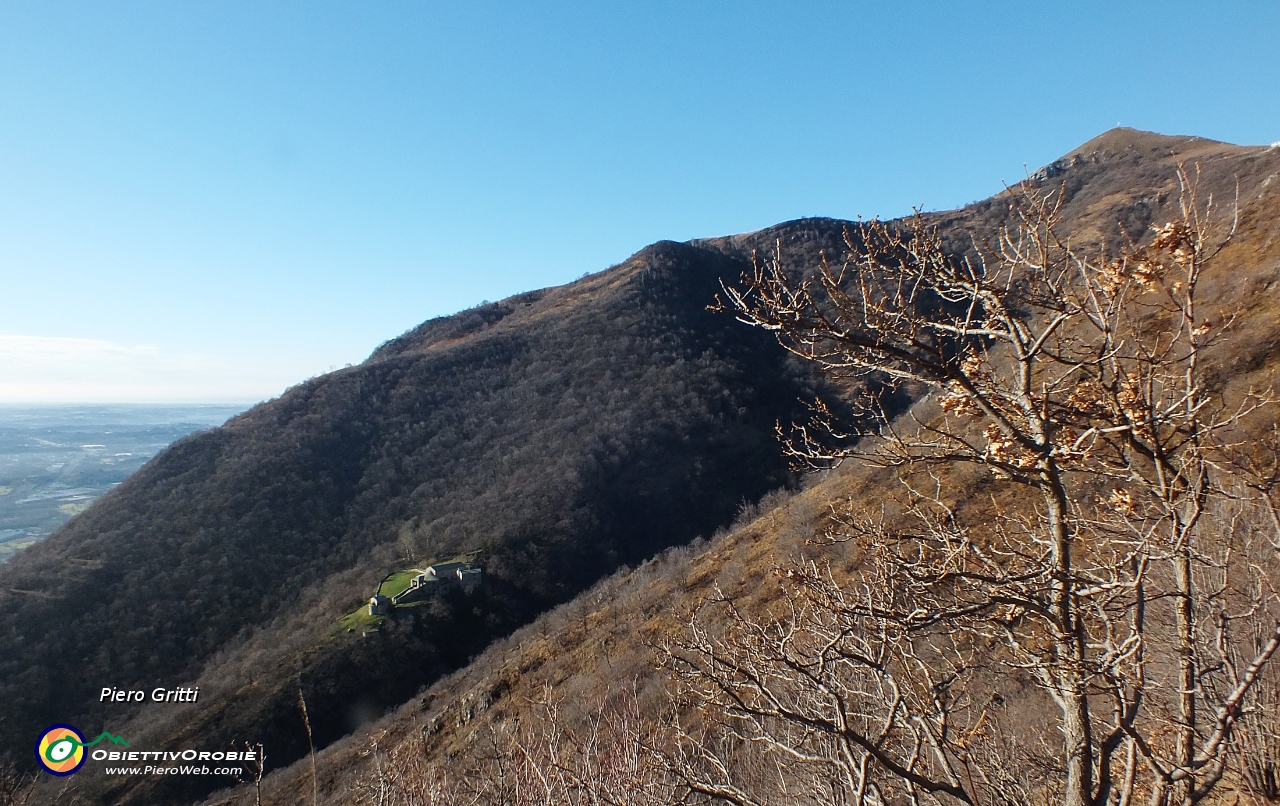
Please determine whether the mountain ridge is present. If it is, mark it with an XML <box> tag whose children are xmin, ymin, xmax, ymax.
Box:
<box><xmin>9</xmin><ymin>127</ymin><xmax>1280</xmax><ymax>805</ymax></box>
<box><xmin>5</xmin><ymin>218</ymin><xmax>851</xmax><ymax>805</ymax></box>
<box><xmin>194</xmin><ymin>126</ymin><xmax>1280</xmax><ymax>805</ymax></box>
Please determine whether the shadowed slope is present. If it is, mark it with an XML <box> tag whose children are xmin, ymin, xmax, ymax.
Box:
<box><xmin>5</xmin><ymin>236</ymin><xmax>844</xmax><ymax>805</ymax></box>
<box><xmin>10</xmin><ymin>128</ymin><xmax>1280</xmax><ymax>806</ymax></box>
<box><xmin>203</xmin><ymin>128</ymin><xmax>1280</xmax><ymax>806</ymax></box>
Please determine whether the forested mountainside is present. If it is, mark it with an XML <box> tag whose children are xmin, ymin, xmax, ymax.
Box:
<box><xmin>4</xmin><ymin>224</ymin><xmax>853</xmax><ymax>805</ymax></box>
<box><xmin>196</xmin><ymin>129</ymin><xmax>1280</xmax><ymax>806</ymax></box>
<box><xmin>10</xmin><ymin>128</ymin><xmax>1280</xmax><ymax>806</ymax></box>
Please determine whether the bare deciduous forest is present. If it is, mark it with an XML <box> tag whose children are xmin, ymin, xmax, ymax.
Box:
<box><xmin>8</xmin><ymin>130</ymin><xmax>1280</xmax><ymax>806</ymax></box>
<box><xmin>227</xmin><ymin>130</ymin><xmax>1280</xmax><ymax>806</ymax></box>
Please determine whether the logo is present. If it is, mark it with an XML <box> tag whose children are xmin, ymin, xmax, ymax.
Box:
<box><xmin>35</xmin><ymin>725</ymin><xmax>130</xmax><ymax>776</ymax></box>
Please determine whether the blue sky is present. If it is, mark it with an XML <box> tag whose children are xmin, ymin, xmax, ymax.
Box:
<box><xmin>1</xmin><ymin>1</ymin><xmax>1277</xmax><ymax>402</ymax></box>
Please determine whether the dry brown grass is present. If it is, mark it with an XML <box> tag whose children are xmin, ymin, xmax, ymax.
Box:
<box><xmin>198</xmin><ymin>129</ymin><xmax>1280</xmax><ymax>806</ymax></box>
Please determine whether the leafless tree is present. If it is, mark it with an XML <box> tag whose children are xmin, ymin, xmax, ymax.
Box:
<box><xmin>0</xmin><ymin>759</ymin><xmax>32</xmax><ymax>806</ymax></box>
<box><xmin>300</xmin><ymin>688</ymin><xmax>319</xmax><ymax>806</ymax></box>
<box><xmin>351</xmin><ymin>684</ymin><xmax>681</xmax><ymax>806</ymax></box>
<box><xmin>671</xmin><ymin>168</ymin><xmax>1280</xmax><ymax>806</ymax></box>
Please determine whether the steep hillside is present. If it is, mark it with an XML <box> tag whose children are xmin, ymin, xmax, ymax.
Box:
<box><xmin>201</xmin><ymin>468</ymin><xmax>856</xmax><ymax>806</ymax></box>
<box><xmin>10</xmin><ymin>128</ymin><xmax>1280</xmax><ymax>805</ymax></box>
<box><xmin>4</xmin><ymin>231</ymin><xmax>856</xmax><ymax>805</ymax></box>
<box><xmin>201</xmin><ymin>128</ymin><xmax>1280</xmax><ymax>805</ymax></box>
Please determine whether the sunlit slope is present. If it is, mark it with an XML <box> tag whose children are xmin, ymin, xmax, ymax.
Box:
<box><xmin>218</xmin><ymin>128</ymin><xmax>1280</xmax><ymax>806</ymax></box>
<box><xmin>10</xmin><ymin>127</ymin><xmax>1280</xmax><ymax>805</ymax></box>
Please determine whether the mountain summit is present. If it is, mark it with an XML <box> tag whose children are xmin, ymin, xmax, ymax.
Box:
<box><xmin>8</xmin><ymin>128</ymin><xmax>1280</xmax><ymax>805</ymax></box>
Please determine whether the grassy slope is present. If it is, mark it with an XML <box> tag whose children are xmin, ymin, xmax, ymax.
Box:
<box><xmin>212</xmin><ymin>129</ymin><xmax>1280</xmax><ymax>806</ymax></box>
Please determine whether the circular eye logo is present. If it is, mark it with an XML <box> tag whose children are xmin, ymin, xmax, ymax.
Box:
<box><xmin>36</xmin><ymin>724</ymin><xmax>87</xmax><ymax>776</ymax></box>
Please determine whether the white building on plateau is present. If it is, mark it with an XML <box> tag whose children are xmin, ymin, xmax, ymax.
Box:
<box><xmin>390</xmin><ymin>561</ymin><xmax>484</xmax><ymax>607</ymax></box>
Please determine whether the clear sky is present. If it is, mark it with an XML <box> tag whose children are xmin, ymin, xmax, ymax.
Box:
<box><xmin>2</xmin><ymin>1</ymin><xmax>1277</xmax><ymax>403</ymax></box>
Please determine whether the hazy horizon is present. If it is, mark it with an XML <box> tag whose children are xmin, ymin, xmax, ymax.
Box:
<box><xmin>0</xmin><ymin>402</ymin><xmax>249</xmax><ymax>560</ymax></box>
<box><xmin>3</xmin><ymin>2</ymin><xmax>1278</xmax><ymax>404</ymax></box>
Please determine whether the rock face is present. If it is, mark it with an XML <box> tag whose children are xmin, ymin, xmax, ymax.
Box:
<box><xmin>1029</xmin><ymin>153</ymin><xmax>1085</xmax><ymax>181</ymax></box>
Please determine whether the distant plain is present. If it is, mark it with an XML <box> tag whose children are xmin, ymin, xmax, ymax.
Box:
<box><xmin>0</xmin><ymin>404</ymin><xmax>247</xmax><ymax>561</ymax></box>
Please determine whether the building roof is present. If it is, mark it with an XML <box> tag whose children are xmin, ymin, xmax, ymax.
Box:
<box><xmin>427</xmin><ymin>561</ymin><xmax>468</xmax><ymax>576</ymax></box>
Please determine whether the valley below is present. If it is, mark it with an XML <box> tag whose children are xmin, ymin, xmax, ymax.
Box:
<box><xmin>5</xmin><ymin>128</ymin><xmax>1280</xmax><ymax>806</ymax></box>
<box><xmin>0</xmin><ymin>405</ymin><xmax>247</xmax><ymax>562</ymax></box>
